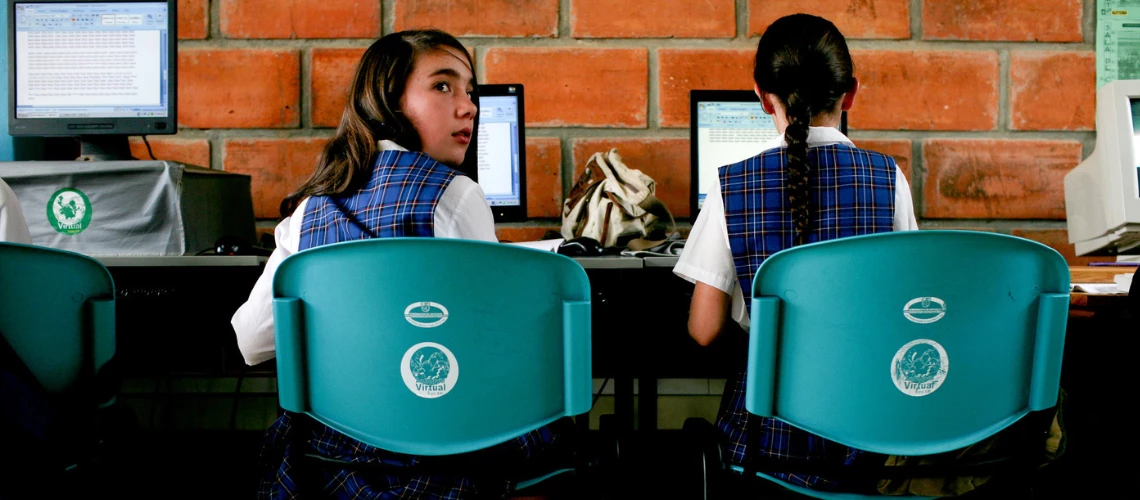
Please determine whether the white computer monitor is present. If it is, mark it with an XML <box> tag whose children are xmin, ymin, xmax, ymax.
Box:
<box><xmin>1064</xmin><ymin>79</ymin><xmax>1140</xmax><ymax>256</ymax></box>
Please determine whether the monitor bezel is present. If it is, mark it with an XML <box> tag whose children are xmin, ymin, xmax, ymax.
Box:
<box><xmin>689</xmin><ymin>89</ymin><xmax>848</xmax><ymax>223</ymax></box>
<box><xmin>6</xmin><ymin>0</ymin><xmax>178</xmax><ymax>138</ymax></box>
<box><xmin>476</xmin><ymin>83</ymin><xmax>527</xmax><ymax>223</ymax></box>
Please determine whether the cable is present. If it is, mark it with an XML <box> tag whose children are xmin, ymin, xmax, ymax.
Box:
<box><xmin>141</xmin><ymin>135</ymin><xmax>156</xmax><ymax>160</ymax></box>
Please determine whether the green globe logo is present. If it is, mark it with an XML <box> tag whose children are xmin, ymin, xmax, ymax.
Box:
<box><xmin>46</xmin><ymin>188</ymin><xmax>92</xmax><ymax>235</ymax></box>
<box><xmin>409</xmin><ymin>346</ymin><xmax>451</xmax><ymax>386</ymax></box>
<box><xmin>896</xmin><ymin>344</ymin><xmax>942</xmax><ymax>385</ymax></box>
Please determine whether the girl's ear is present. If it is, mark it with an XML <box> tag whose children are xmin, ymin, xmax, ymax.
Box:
<box><xmin>755</xmin><ymin>83</ymin><xmax>777</xmax><ymax>115</ymax></box>
<box><xmin>840</xmin><ymin>78</ymin><xmax>859</xmax><ymax>111</ymax></box>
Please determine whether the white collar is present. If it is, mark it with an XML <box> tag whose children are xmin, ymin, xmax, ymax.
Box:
<box><xmin>760</xmin><ymin>126</ymin><xmax>856</xmax><ymax>152</ymax></box>
<box><xmin>378</xmin><ymin>140</ymin><xmax>409</xmax><ymax>152</ymax></box>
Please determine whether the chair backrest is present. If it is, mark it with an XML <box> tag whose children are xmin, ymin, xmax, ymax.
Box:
<box><xmin>745</xmin><ymin>231</ymin><xmax>1069</xmax><ymax>457</ymax></box>
<box><xmin>273</xmin><ymin>238</ymin><xmax>592</xmax><ymax>456</ymax></box>
<box><xmin>0</xmin><ymin>242</ymin><xmax>116</xmax><ymax>394</ymax></box>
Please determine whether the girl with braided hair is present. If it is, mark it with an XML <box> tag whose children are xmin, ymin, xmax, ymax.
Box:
<box><xmin>674</xmin><ymin>13</ymin><xmax>918</xmax><ymax>492</ymax></box>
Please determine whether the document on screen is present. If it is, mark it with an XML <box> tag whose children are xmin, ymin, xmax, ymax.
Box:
<box><xmin>477</xmin><ymin>121</ymin><xmax>513</xmax><ymax>196</ymax></box>
<box><xmin>15</xmin><ymin>29</ymin><xmax>162</xmax><ymax>107</ymax></box>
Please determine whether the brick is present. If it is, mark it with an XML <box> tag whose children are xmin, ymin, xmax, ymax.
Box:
<box><xmin>1010</xmin><ymin>229</ymin><xmax>1115</xmax><ymax>266</ymax></box>
<box><xmin>749</xmin><ymin>0</ymin><xmax>910</xmax><ymax>39</ymax></box>
<box><xmin>395</xmin><ymin>0</ymin><xmax>557</xmax><ymax>37</ymax></box>
<box><xmin>923</xmin><ymin>0</ymin><xmax>1082</xmax><ymax>42</ymax></box>
<box><xmin>923</xmin><ymin>140</ymin><xmax>1082</xmax><ymax>219</ymax></box>
<box><xmin>572</xmin><ymin>138</ymin><xmax>690</xmax><ymax>218</ymax></box>
<box><xmin>178</xmin><ymin>0</ymin><xmax>208</xmax><ymax>40</ymax></box>
<box><xmin>179</xmin><ymin>49</ymin><xmax>301</xmax><ymax>129</ymax></box>
<box><xmin>658</xmin><ymin>49</ymin><xmax>754</xmax><ymax>128</ymax></box>
<box><xmin>128</xmin><ymin>137</ymin><xmax>211</xmax><ymax>168</ymax></box>
<box><xmin>1010</xmin><ymin>52</ymin><xmax>1095</xmax><ymax>131</ymax></box>
<box><xmin>311</xmin><ymin>48</ymin><xmax>367</xmax><ymax>128</ymax></box>
<box><xmin>856</xmin><ymin>139</ymin><xmax>913</xmax><ymax>185</ymax></box>
<box><xmin>220</xmin><ymin>0</ymin><xmax>381</xmax><ymax>39</ymax></box>
<box><xmin>485</xmin><ymin>49</ymin><xmax>648</xmax><ymax>128</ymax></box>
<box><xmin>223</xmin><ymin>138</ymin><xmax>327</xmax><ymax>218</ymax></box>
<box><xmin>495</xmin><ymin>225</ymin><xmax>562</xmax><ymax>243</ymax></box>
<box><xmin>572</xmin><ymin>0</ymin><xmax>734</xmax><ymax>38</ymax></box>
<box><xmin>526</xmin><ymin>138</ymin><xmax>562</xmax><ymax>218</ymax></box>
<box><xmin>851</xmin><ymin>50</ymin><xmax>998</xmax><ymax>131</ymax></box>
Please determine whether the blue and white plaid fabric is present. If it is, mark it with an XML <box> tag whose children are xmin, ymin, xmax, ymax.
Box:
<box><xmin>717</xmin><ymin>144</ymin><xmax>896</xmax><ymax>491</ymax></box>
<box><xmin>259</xmin><ymin>151</ymin><xmax>570</xmax><ymax>498</ymax></box>
<box><xmin>257</xmin><ymin>412</ymin><xmax>574</xmax><ymax>500</ymax></box>
<box><xmin>299</xmin><ymin>150</ymin><xmax>456</xmax><ymax>248</ymax></box>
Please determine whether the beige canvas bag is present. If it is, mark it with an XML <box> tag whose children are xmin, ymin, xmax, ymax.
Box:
<box><xmin>561</xmin><ymin>148</ymin><xmax>676</xmax><ymax>249</ymax></box>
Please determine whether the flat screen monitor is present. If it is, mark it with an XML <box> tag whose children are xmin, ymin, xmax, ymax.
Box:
<box><xmin>689</xmin><ymin>89</ymin><xmax>847</xmax><ymax>221</ymax></box>
<box><xmin>1064</xmin><ymin>79</ymin><xmax>1140</xmax><ymax>255</ymax></box>
<box><xmin>6</xmin><ymin>0</ymin><xmax>176</xmax><ymax>160</ymax></box>
<box><xmin>476</xmin><ymin>83</ymin><xmax>526</xmax><ymax>222</ymax></box>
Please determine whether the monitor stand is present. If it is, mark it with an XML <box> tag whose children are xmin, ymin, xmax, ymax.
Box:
<box><xmin>77</xmin><ymin>135</ymin><xmax>133</xmax><ymax>162</ymax></box>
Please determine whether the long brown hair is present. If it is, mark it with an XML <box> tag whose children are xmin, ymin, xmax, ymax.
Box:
<box><xmin>280</xmin><ymin>29</ymin><xmax>477</xmax><ymax>217</ymax></box>
<box><xmin>754</xmin><ymin>14</ymin><xmax>855</xmax><ymax>246</ymax></box>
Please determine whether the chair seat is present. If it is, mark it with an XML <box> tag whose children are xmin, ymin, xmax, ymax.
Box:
<box><xmin>729</xmin><ymin>465</ymin><xmax>936</xmax><ymax>500</ymax></box>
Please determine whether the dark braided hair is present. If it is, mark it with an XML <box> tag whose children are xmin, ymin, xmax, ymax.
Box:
<box><xmin>754</xmin><ymin>14</ymin><xmax>855</xmax><ymax>246</ymax></box>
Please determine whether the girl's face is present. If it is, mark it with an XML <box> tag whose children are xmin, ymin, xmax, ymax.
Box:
<box><xmin>400</xmin><ymin>46</ymin><xmax>477</xmax><ymax>168</ymax></box>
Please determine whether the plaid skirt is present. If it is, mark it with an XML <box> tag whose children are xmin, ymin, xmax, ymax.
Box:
<box><xmin>716</xmin><ymin>372</ymin><xmax>881</xmax><ymax>492</ymax></box>
<box><xmin>256</xmin><ymin>411</ymin><xmax>576</xmax><ymax>500</ymax></box>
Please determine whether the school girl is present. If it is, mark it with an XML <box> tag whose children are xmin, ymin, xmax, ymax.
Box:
<box><xmin>231</xmin><ymin>29</ymin><xmax>572</xmax><ymax>500</ymax></box>
<box><xmin>674</xmin><ymin>14</ymin><xmax>919</xmax><ymax>492</ymax></box>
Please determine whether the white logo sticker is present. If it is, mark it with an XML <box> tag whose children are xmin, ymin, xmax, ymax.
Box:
<box><xmin>401</xmin><ymin>342</ymin><xmax>459</xmax><ymax>398</ymax></box>
<box><xmin>891</xmin><ymin>339</ymin><xmax>949</xmax><ymax>397</ymax></box>
<box><xmin>404</xmin><ymin>302</ymin><xmax>449</xmax><ymax>328</ymax></box>
<box><xmin>903</xmin><ymin>297</ymin><xmax>946</xmax><ymax>324</ymax></box>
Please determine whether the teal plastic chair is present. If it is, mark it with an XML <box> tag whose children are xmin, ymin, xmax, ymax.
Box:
<box><xmin>691</xmin><ymin>231</ymin><xmax>1069</xmax><ymax>500</ymax></box>
<box><xmin>0</xmin><ymin>242</ymin><xmax>117</xmax><ymax>478</ymax></box>
<box><xmin>272</xmin><ymin>238</ymin><xmax>592</xmax><ymax>493</ymax></box>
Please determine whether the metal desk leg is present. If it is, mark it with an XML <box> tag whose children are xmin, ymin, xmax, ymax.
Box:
<box><xmin>614</xmin><ymin>377</ymin><xmax>634</xmax><ymax>430</ymax></box>
<box><xmin>639</xmin><ymin>376</ymin><xmax>657</xmax><ymax>431</ymax></box>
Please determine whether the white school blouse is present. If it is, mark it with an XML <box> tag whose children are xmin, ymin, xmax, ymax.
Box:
<box><xmin>673</xmin><ymin>127</ymin><xmax>920</xmax><ymax>333</ymax></box>
<box><xmin>230</xmin><ymin>141</ymin><xmax>497</xmax><ymax>366</ymax></box>
<box><xmin>0</xmin><ymin>177</ymin><xmax>32</xmax><ymax>244</ymax></box>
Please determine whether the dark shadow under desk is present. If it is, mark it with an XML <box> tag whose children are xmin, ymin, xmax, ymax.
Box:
<box><xmin>573</xmin><ymin>255</ymin><xmax>746</xmax><ymax>432</ymax></box>
<box><xmin>99</xmin><ymin>255</ymin><xmax>266</xmax><ymax>377</ymax></box>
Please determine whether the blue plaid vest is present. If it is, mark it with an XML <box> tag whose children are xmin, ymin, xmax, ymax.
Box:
<box><xmin>298</xmin><ymin>150</ymin><xmax>455</xmax><ymax>250</ymax></box>
<box><xmin>721</xmin><ymin>143</ymin><xmax>897</xmax><ymax>310</ymax></box>
<box><xmin>261</xmin><ymin>151</ymin><xmax>573</xmax><ymax>499</ymax></box>
<box><xmin>716</xmin><ymin>143</ymin><xmax>897</xmax><ymax>492</ymax></box>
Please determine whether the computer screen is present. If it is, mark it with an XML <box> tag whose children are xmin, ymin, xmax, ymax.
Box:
<box><xmin>1064</xmin><ymin>79</ymin><xmax>1140</xmax><ymax>255</ymax></box>
<box><xmin>690</xmin><ymin>91</ymin><xmax>779</xmax><ymax>218</ymax></box>
<box><xmin>6</xmin><ymin>0</ymin><xmax>176</xmax><ymax>160</ymax></box>
<box><xmin>476</xmin><ymin>84</ymin><xmax>526</xmax><ymax>222</ymax></box>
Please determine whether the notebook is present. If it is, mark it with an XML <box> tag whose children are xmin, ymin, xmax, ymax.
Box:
<box><xmin>476</xmin><ymin>84</ymin><xmax>527</xmax><ymax>222</ymax></box>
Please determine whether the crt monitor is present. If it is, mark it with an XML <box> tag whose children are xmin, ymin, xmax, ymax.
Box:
<box><xmin>1064</xmin><ymin>79</ymin><xmax>1140</xmax><ymax>256</ymax></box>
<box><xmin>689</xmin><ymin>89</ymin><xmax>847</xmax><ymax>221</ymax></box>
<box><xmin>476</xmin><ymin>83</ymin><xmax>526</xmax><ymax>222</ymax></box>
<box><xmin>6</xmin><ymin>0</ymin><xmax>176</xmax><ymax>161</ymax></box>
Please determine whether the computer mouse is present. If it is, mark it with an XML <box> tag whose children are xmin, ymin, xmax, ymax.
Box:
<box><xmin>214</xmin><ymin>236</ymin><xmax>251</xmax><ymax>256</ymax></box>
<box><xmin>558</xmin><ymin>237</ymin><xmax>604</xmax><ymax>257</ymax></box>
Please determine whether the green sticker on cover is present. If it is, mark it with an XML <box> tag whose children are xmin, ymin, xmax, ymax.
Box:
<box><xmin>46</xmin><ymin>188</ymin><xmax>92</xmax><ymax>235</ymax></box>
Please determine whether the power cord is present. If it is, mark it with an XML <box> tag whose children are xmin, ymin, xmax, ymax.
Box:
<box><xmin>141</xmin><ymin>135</ymin><xmax>156</xmax><ymax>160</ymax></box>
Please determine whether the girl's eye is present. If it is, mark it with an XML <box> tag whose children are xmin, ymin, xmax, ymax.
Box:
<box><xmin>435</xmin><ymin>82</ymin><xmax>452</xmax><ymax>92</ymax></box>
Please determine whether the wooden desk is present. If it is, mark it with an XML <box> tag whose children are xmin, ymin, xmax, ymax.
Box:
<box><xmin>1068</xmin><ymin>265</ymin><xmax>1133</xmax><ymax>312</ymax></box>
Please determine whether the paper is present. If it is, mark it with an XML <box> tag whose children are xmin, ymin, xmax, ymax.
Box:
<box><xmin>1097</xmin><ymin>1</ymin><xmax>1140</xmax><ymax>88</ymax></box>
<box><xmin>507</xmin><ymin>238</ymin><xmax>563</xmax><ymax>252</ymax></box>
<box><xmin>1071</xmin><ymin>283</ymin><xmax>1126</xmax><ymax>294</ymax></box>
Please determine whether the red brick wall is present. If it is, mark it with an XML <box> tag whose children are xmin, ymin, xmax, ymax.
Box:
<box><xmin>156</xmin><ymin>0</ymin><xmax>1103</xmax><ymax>263</ymax></box>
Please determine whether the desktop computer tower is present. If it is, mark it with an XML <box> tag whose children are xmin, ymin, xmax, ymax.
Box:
<box><xmin>0</xmin><ymin>160</ymin><xmax>256</xmax><ymax>256</ymax></box>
